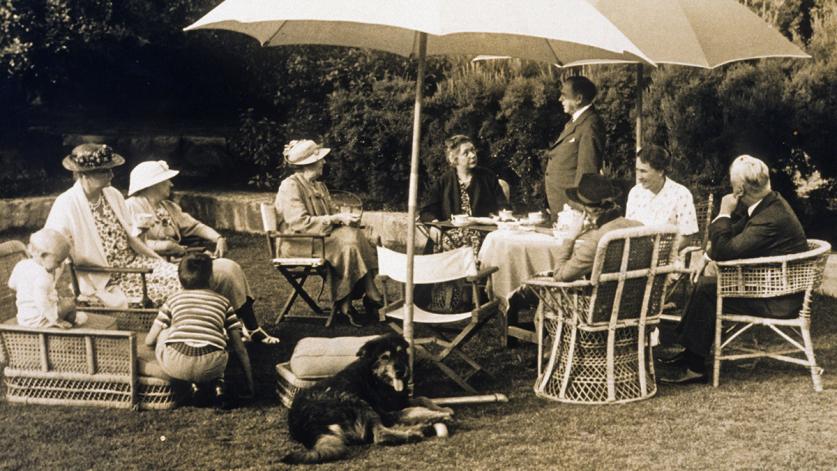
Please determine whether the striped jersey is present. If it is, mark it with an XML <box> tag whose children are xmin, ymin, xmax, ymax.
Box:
<box><xmin>154</xmin><ymin>289</ymin><xmax>241</xmax><ymax>350</ymax></box>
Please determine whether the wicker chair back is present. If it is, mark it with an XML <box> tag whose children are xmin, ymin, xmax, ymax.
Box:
<box><xmin>587</xmin><ymin>225</ymin><xmax>679</xmax><ymax>325</ymax></box>
<box><xmin>0</xmin><ymin>241</ymin><xmax>28</xmax><ymax>323</ymax></box>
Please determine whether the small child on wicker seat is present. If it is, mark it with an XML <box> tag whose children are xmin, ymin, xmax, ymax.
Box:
<box><xmin>7</xmin><ymin>228</ymin><xmax>87</xmax><ymax>328</ymax></box>
<box><xmin>145</xmin><ymin>253</ymin><xmax>254</xmax><ymax>408</ymax></box>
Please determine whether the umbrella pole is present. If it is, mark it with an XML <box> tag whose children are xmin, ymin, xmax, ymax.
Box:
<box><xmin>635</xmin><ymin>63</ymin><xmax>643</xmax><ymax>151</ymax></box>
<box><xmin>404</xmin><ymin>32</ymin><xmax>427</xmax><ymax>394</ymax></box>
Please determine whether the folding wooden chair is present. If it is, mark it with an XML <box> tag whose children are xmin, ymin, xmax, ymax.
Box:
<box><xmin>259</xmin><ymin>203</ymin><xmax>334</xmax><ymax>327</ymax></box>
<box><xmin>661</xmin><ymin>192</ymin><xmax>715</xmax><ymax>322</ymax></box>
<box><xmin>712</xmin><ymin>239</ymin><xmax>831</xmax><ymax>392</ymax></box>
<box><xmin>376</xmin><ymin>245</ymin><xmax>499</xmax><ymax>393</ymax></box>
<box><xmin>526</xmin><ymin>225</ymin><xmax>679</xmax><ymax>404</ymax></box>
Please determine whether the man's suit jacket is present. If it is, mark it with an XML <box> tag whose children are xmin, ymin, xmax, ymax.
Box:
<box><xmin>709</xmin><ymin>191</ymin><xmax>807</xmax><ymax>262</ymax></box>
<box><xmin>544</xmin><ymin>107</ymin><xmax>604</xmax><ymax>213</ymax></box>
<box><xmin>554</xmin><ymin>217</ymin><xmax>642</xmax><ymax>282</ymax></box>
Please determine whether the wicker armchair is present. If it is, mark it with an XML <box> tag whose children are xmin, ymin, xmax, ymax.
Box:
<box><xmin>525</xmin><ymin>225</ymin><xmax>679</xmax><ymax>404</ymax></box>
<box><xmin>712</xmin><ymin>239</ymin><xmax>831</xmax><ymax>391</ymax></box>
<box><xmin>0</xmin><ymin>240</ymin><xmax>176</xmax><ymax>410</ymax></box>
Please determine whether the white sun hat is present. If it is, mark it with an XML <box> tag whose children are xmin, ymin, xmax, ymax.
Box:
<box><xmin>283</xmin><ymin>139</ymin><xmax>331</xmax><ymax>166</ymax></box>
<box><xmin>128</xmin><ymin>160</ymin><xmax>180</xmax><ymax>196</ymax></box>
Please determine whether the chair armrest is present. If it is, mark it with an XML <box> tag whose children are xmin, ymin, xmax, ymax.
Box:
<box><xmin>74</xmin><ymin>264</ymin><xmax>153</xmax><ymax>275</ymax></box>
<box><xmin>267</xmin><ymin>230</ymin><xmax>327</xmax><ymax>240</ymax></box>
<box><xmin>525</xmin><ymin>276</ymin><xmax>592</xmax><ymax>290</ymax></box>
<box><xmin>465</xmin><ymin>266</ymin><xmax>499</xmax><ymax>282</ymax></box>
<box><xmin>679</xmin><ymin>245</ymin><xmax>701</xmax><ymax>258</ymax></box>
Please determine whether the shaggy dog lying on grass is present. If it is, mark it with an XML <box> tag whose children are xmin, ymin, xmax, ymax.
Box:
<box><xmin>282</xmin><ymin>334</ymin><xmax>454</xmax><ymax>464</ymax></box>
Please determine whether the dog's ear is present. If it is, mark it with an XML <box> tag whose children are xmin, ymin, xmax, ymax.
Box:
<box><xmin>357</xmin><ymin>336</ymin><xmax>381</xmax><ymax>359</ymax></box>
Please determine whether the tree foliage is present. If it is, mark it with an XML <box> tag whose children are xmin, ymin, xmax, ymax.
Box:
<box><xmin>0</xmin><ymin>0</ymin><xmax>834</xmax><ymax>233</ymax></box>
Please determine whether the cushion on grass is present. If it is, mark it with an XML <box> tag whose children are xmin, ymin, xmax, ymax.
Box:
<box><xmin>289</xmin><ymin>335</ymin><xmax>379</xmax><ymax>379</ymax></box>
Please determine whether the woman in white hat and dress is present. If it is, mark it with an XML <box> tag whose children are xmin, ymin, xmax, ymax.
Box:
<box><xmin>125</xmin><ymin>159</ymin><xmax>280</xmax><ymax>344</ymax></box>
<box><xmin>274</xmin><ymin>139</ymin><xmax>383</xmax><ymax>326</ymax></box>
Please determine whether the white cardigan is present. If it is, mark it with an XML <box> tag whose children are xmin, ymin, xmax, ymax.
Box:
<box><xmin>45</xmin><ymin>181</ymin><xmax>155</xmax><ymax>307</ymax></box>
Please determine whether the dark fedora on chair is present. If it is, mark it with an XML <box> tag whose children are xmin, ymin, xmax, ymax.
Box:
<box><xmin>565</xmin><ymin>174</ymin><xmax>618</xmax><ymax>207</ymax></box>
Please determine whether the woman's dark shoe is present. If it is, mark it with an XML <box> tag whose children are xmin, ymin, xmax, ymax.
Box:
<box><xmin>362</xmin><ymin>295</ymin><xmax>384</xmax><ymax>321</ymax></box>
<box><xmin>657</xmin><ymin>350</ymin><xmax>686</xmax><ymax>367</ymax></box>
<box><xmin>334</xmin><ymin>302</ymin><xmax>362</xmax><ymax>328</ymax></box>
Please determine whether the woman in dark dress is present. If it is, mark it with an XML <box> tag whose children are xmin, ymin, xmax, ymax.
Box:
<box><xmin>420</xmin><ymin>134</ymin><xmax>508</xmax><ymax>254</ymax></box>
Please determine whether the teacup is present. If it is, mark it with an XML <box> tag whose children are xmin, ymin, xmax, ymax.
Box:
<box><xmin>498</xmin><ymin>209</ymin><xmax>514</xmax><ymax>221</ymax></box>
<box><xmin>452</xmin><ymin>214</ymin><xmax>469</xmax><ymax>225</ymax></box>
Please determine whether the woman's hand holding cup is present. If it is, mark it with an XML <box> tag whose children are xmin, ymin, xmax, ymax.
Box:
<box><xmin>332</xmin><ymin>212</ymin><xmax>360</xmax><ymax>226</ymax></box>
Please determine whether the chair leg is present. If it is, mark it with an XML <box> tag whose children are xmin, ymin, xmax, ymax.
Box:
<box><xmin>274</xmin><ymin>267</ymin><xmax>326</xmax><ymax>324</ymax></box>
<box><xmin>712</xmin><ymin>299</ymin><xmax>724</xmax><ymax>388</ymax></box>
<box><xmin>414</xmin><ymin>343</ymin><xmax>478</xmax><ymax>394</ymax></box>
<box><xmin>386</xmin><ymin>321</ymin><xmax>480</xmax><ymax>394</ymax></box>
<box><xmin>799</xmin><ymin>319</ymin><xmax>823</xmax><ymax>392</ymax></box>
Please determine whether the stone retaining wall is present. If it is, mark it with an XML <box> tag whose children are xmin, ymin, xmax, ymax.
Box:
<box><xmin>172</xmin><ymin>191</ymin><xmax>428</xmax><ymax>250</ymax></box>
<box><xmin>2</xmin><ymin>191</ymin><xmax>834</xmax><ymax>297</ymax></box>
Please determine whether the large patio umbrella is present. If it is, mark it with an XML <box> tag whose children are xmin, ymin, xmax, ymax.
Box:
<box><xmin>184</xmin><ymin>0</ymin><xmax>655</xmax><ymax>391</ymax></box>
<box><xmin>477</xmin><ymin>0</ymin><xmax>810</xmax><ymax>147</ymax></box>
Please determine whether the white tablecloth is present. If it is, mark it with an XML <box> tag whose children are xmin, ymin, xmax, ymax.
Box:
<box><xmin>477</xmin><ymin>229</ymin><xmax>565</xmax><ymax>313</ymax></box>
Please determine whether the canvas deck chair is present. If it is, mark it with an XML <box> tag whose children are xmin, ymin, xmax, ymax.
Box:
<box><xmin>376</xmin><ymin>246</ymin><xmax>499</xmax><ymax>393</ymax></box>
<box><xmin>712</xmin><ymin>239</ymin><xmax>831</xmax><ymax>392</ymax></box>
<box><xmin>526</xmin><ymin>225</ymin><xmax>679</xmax><ymax>404</ymax></box>
<box><xmin>259</xmin><ymin>203</ymin><xmax>333</xmax><ymax>326</ymax></box>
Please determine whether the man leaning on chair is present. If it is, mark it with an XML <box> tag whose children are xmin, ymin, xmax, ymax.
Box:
<box><xmin>659</xmin><ymin>155</ymin><xmax>808</xmax><ymax>384</ymax></box>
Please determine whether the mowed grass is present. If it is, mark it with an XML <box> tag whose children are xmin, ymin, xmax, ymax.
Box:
<box><xmin>1</xmin><ymin>230</ymin><xmax>836</xmax><ymax>470</ymax></box>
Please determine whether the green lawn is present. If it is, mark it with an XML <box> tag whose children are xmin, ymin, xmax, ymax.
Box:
<box><xmin>1</xmin><ymin>231</ymin><xmax>836</xmax><ymax>470</ymax></box>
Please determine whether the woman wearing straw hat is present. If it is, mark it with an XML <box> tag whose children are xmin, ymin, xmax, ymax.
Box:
<box><xmin>125</xmin><ymin>160</ymin><xmax>280</xmax><ymax>344</ymax></box>
<box><xmin>45</xmin><ymin>144</ymin><xmax>279</xmax><ymax>344</ymax></box>
<box><xmin>274</xmin><ymin>140</ymin><xmax>383</xmax><ymax>326</ymax></box>
<box><xmin>45</xmin><ymin>144</ymin><xmax>180</xmax><ymax>307</ymax></box>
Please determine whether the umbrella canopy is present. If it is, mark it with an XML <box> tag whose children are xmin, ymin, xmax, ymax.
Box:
<box><xmin>585</xmin><ymin>0</ymin><xmax>810</xmax><ymax>68</ymax></box>
<box><xmin>478</xmin><ymin>0</ymin><xmax>810</xmax><ymax>146</ymax></box>
<box><xmin>184</xmin><ymin>0</ymin><xmax>655</xmax><ymax>65</ymax></box>
<box><xmin>185</xmin><ymin>0</ymin><xmax>656</xmax><ymax>398</ymax></box>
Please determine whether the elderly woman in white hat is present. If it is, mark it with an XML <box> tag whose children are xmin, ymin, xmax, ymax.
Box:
<box><xmin>126</xmin><ymin>160</ymin><xmax>227</xmax><ymax>258</ymax></box>
<box><xmin>275</xmin><ymin>139</ymin><xmax>382</xmax><ymax>326</ymax></box>
<box><xmin>124</xmin><ymin>160</ymin><xmax>280</xmax><ymax>344</ymax></box>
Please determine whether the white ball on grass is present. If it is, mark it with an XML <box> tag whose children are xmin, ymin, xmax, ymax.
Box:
<box><xmin>433</xmin><ymin>423</ymin><xmax>448</xmax><ymax>438</ymax></box>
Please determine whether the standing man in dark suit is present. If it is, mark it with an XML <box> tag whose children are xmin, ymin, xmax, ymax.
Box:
<box><xmin>544</xmin><ymin>75</ymin><xmax>605</xmax><ymax>216</ymax></box>
<box><xmin>661</xmin><ymin>155</ymin><xmax>808</xmax><ymax>384</ymax></box>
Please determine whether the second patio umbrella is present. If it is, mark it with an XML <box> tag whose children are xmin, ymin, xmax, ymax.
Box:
<box><xmin>477</xmin><ymin>0</ymin><xmax>810</xmax><ymax>147</ymax></box>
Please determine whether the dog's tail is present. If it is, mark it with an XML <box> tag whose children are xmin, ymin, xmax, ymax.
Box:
<box><xmin>282</xmin><ymin>434</ymin><xmax>348</xmax><ymax>465</ymax></box>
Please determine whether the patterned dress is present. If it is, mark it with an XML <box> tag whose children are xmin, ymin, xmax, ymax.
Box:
<box><xmin>430</xmin><ymin>179</ymin><xmax>485</xmax><ymax>313</ymax></box>
<box><xmin>438</xmin><ymin>180</ymin><xmax>485</xmax><ymax>256</ymax></box>
<box><xmin>92</xmin><ymin>199</ymin><xmax>180</xmax><ymax>304</ymax></box>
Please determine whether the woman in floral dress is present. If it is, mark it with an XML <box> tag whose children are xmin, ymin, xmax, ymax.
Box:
<box><xmin>45</xmin><ymin>145</ymin><xmax>273</xmax><ymax>344</ymax></box>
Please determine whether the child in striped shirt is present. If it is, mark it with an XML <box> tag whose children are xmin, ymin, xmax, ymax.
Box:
<box><xmin>145</xmin><ymin>253</ymin><xmax>253</xmax><ymax>408</ymax></box>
